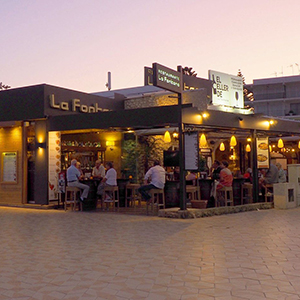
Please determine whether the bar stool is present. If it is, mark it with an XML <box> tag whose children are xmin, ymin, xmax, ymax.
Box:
<box><xmin>147</xmin><ymin>188</ymin><xmax>165</xmax><ymax>215</ymax></box>
<box><xmin>64</xmin><ymin>186</ymin><xmax>82</xmax><ymax>211</ymax></box>
<box><xmin>186</xmin><ymin>185</ymin><xmax>200</xmax><ymax>201</ymax></box>
<box><xmin>216</xmin><ymin>186</ymin><xmax>234</xmax><ymax>207</ymax></box>
<box><xmin>241</xmin><ymin>183</ymin><xmax>253</xmax><ymax>204</ymax></box>
<box><xmin>103</xmin><ymin>186</ymin><xmax>119</xmax><ymax>211</ymax></box>
<box><xmin>264</xmin><ymin>184</ymin><xmax>273</xmax><ymax>202</ymax></box>
<box><xmin>125</xmin><ymin>183</ymin><xmax>141</xmax><ymax>208</ymax></box>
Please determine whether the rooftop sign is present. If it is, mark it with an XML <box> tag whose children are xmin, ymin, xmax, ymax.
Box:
<box><xmin>208</xmin><ymin>70</ymin><xmax>244</xmax><ymax>108</ymax></box>
<box><xmin>152</xmin><ymin>63</ymin><xmax>182</xmax><ymax>93</ymax></box>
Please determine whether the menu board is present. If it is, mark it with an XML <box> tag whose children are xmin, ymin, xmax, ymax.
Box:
<box><xmin>1</xmin><ymin>152</ymin><xmax>17</xmax><ymax>183</ymax></box>
<box><xmin>48</xmin><ymin>131</ymin><xmax>61</xmax><ymax>200</ymax></box>
<box><xmin>184</xmin><ymin>132</ymin><xmax>199</xmax><ymax>170</ymax></box>
<box><xmin>256</xmin><ymin>137</ymin><xmax>269</xmax><ymax>169</ymax></box>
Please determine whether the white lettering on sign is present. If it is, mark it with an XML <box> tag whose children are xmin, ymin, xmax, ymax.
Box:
<box><xmin>49</xmin><ymin>94</ymin><xmax>110</xmax><ymax>113</ymax></box>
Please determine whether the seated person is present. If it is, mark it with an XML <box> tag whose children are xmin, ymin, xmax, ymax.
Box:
<box><xmin>97</xmin><ymin>161</ymin><xmax>117</xmax><ymax>201</ymax></box>
<box><xmin>210</xmin><ymin>160</ymin><xmax>222</xmax><ymax>180</ymax></box>
<box><xmin>76</xmin><ymin>162</ymin><xmax>84</xmax><ymax>178</ymax></box>
<box><xmin>138</xmin><ymin>160</ymin><xmax>166</xmax><ymax>201</ymax></box>
<box><xmin>186</xmin><ymin>171</ymin><xmax>197</xmax><ymax>185</ymax></box>
<box><xmin>216</xmin><ymin>161</ymin><xmax>233</xmax><ymax>190</ymax></box>
<box><xmin>66</xmin><ymin>159</ymin><xmax>89</xmax><ymax>202</ymax></box>
<box><xmin>243</xmin><ymin>168</ymin><xmax>253</xmax><ymax>183</ymax></box>
<box><xmin>259</xmin><ymin>163</ymin><xmax>279</xmax><ymax>197</ymax></box>
<box><xmin>276</xmin><ymin>163</ymin><xmax>287</xmax><ymax>183</ymax></box>
<box><xmin>92</xmin><ymin>160</ymin><xmax>105</xmax><ymax>180</ymax></box>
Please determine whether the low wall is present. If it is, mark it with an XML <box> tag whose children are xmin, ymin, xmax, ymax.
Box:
<box><xmin>158</xmin><ymin>203</ymin><xmax>274</xmax><ymax>219</ymax></box>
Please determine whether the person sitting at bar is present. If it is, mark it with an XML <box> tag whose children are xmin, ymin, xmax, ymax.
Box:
<box><xmin>216</xmin><ymin>161</ymin><xmax>233</xmax><ymax>190</ymax></box>
<box><xmin>276</xmin><ymin>162</ymin><xmax>286</xmax><ymax>183</ymax></box>
<box><xmin>97</xmin><ymin>161</ymin><xmax>117</xmax><ymax>201</ymax></box>
<box><xmin>259</xmin><ymin>163</ymin><xmax>279</xmax><ymax>197</ymax></box>
<box><xmin>138</xmin><ymin>160</ymin><xmax>166</xmax><ymax>201</ymax></box>
<box><xmin>76</xmin><ymin>161</ymin><xmax>84</xmax><ymax>179</ymax></box>
<box><xmin>208</xmin><ymin>160</ymin><xmax>223</xmax><ymax>207</ymax></box>
<box><xmin>92</xmin><ymin>160</ymin><xmax>105</xmax><ymax>180</ymax></box>
<box><xmin>243</xmin><ymin>168</ymin><xmax>253</xmax><ymax>183</ymax></box>
<box><xmin>210</xmin><ymin>160</ymin><xmax>222</xmax><ymax>180</ymax></box>
<box><xmin>67</xmin><ymin>159</ymin><xmax>90</xmax><ymax>202</ymax></box>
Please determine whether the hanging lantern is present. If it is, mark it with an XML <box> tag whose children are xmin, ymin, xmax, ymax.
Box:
<box><xmin>269</xmin><ymin>145</ymin><xmax>272</xmax><ymax>152</ymax></box>
<box><xmin>164</xmin><ymin>130</ymin><xmax>171</xmax><ymax>143</ymax></box>
<box><xmin>298</xmin><ymin>141</ymin><xmax>300</xmax><ymax>149</ymax></box>
<box><xmin>200</xmin><ymin>133</ymin><xmax>208</xmax><ymax>148</ymax></box>
<box><xmin>230</xmin><ymin>135</ymin><xmax>237</xmax><ymax>147</ymax></box>
<box><xmin>219</xmin><ymin>142</ymin><xmax>225</xmax><ymax>151</ymax></box>
<box><xmin>245</xmin><ymin>144</ymin><xmax>251</xmax><ymax>152</ymax></box>
<box><xmin>278</xmin><ymin>138</ymin><xmax>284</xmax><ymax>148</ymax></box>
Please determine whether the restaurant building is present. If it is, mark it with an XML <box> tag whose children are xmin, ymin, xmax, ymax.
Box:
<box><xmin>1</xmin><ymin>65</ymin><xmax>300</xmax><ymax>208</ymax></box>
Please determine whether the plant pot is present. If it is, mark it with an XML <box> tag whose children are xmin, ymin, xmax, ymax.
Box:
<box><xmin>191</xmin><ymin>200</ymin><xmax>208</xmax><ymax>209</ymax></box>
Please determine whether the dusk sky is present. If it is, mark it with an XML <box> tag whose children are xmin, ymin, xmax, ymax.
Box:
<box><xmin>2</xmin><ymin>0</ymin><xmax>300</xmax><ymax>93</ymax></box>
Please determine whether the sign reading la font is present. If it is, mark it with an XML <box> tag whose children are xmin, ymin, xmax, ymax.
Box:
<box><xmin>152</xmin><ymin>63</ymin><xmax>182</xmax><ymax>93</ymax></box>
<box><xmin>208</xmin><ymin>70</ymin><xmax>244</xmax><ymax>108</ymax></box>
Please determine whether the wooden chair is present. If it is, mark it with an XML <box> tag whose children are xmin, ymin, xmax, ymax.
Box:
<box><xmin>216</xmin><ymin>186</ymin><xmax>234</xmax><ymax>207</ymax></box>
<box><xmin>125</xmin><ymin>183</ymin><xmax>141</xmax><ymax>208</ymax></box>
<box><xmin>241</xmin><ymin>183</ymin><xmax>253</xmax><ymax>204</ymax></box>
<box><xmin>103</xmin><ymin>185</ymin><xmax>119</xmax><ymax>211</ymax></box>
<box><xmin>147</xmin><ymin>188</ymin><xmax>165</xmax><ymax>215</ymax></box>
<box><xmin>64</xmin><ymin>186</ymin><xmax>82</xmax><ymax>211</ymax></box>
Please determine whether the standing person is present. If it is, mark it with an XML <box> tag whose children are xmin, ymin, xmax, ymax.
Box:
<box><xmin>66</xmin><ymin>159</ymin><xmax>90</xmax><ymax>202</ymax></box>
<box><xmin>92</xmin><ymin>160</ymin><xmax>105</xmax><ymax>179</ymax></box>
<box><xmin>276</xmin><ymin>162</ymin><xmax>287</xmax><ymax>183</ymax></box>
<box><xmin>97</xmin><ymin>161</ymin><xmax>117</xmax><ymax>200</ymax></box>
<box><xmin>138</xmin><ymin>160</ymin><xmax>166</xmax><ymax>201</ymax></box>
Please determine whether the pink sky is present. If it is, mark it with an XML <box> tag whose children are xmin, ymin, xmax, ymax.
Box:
<box><xmin>1</xmin><ymin>0</ymin><xmax>300</xmax><ymax>92</ymax></box>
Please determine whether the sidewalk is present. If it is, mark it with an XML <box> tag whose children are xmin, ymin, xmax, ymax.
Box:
<box><xmin>1</xmin><ymin>206</ymin><xmax>300</xmax><ymax>299</ymax></box>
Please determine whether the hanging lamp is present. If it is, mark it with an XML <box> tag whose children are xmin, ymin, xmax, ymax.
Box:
<box><xmin>245</xmin><ymin>144</ymin><xmax>251</xmax><ymax>152</ymax></box>
<box><xmin>219</xmin><ymin>142</ymin><xmax>225</xmax><ymax>151</ymax></box>
<box><xmin>278</xmin><ymin>138</ymin><xmax>284</xmax><ymax>148</ymax></box>
<box><xmin>164</xmin><ymin>130</ymin><xmax>171</xmax><ymax>143</ymax></box>
<box><xmin>200</xmin><ymin>133</ymin><xmax>208</xmax><ymax>148</ymax></box>
<box><xmin>230</xmin><ymin>135</ymin><xmax>237</xmax><ymax>147</ymax></box>
<box><xmin>298</xmin><ymin>141</ymin><xmax>300</xmax><ymax>149</ymax></box>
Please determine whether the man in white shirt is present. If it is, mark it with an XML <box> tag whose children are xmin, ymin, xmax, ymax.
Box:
<box><xmin>97</xmin><ymin>161</ymin><xmax>117</xmax><ymax>200</ymax></box>
<box><xmin>66</xmin><ymin>159</ymin><xmax>90</xmax><ymax>202</ymax></box>
<box><xmin>138</xmin><ymin>160</ymin><xmax>166</xmax><ymax>201</ymax></box>
<box><xmin>92</xmin><ymin>160</ymin><xmax>105</xmax><ymax>179</ymax></box>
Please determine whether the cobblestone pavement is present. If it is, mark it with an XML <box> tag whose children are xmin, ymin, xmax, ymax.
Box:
<box><xmin>1</xmin><ymin>207</ymin><xmax>300</xmax><ymax>300</ymax></box>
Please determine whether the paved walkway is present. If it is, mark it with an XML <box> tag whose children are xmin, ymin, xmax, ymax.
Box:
<box><xmin>1</xmin><ymin>207</ymin><xmax>300</xmax><ymax>299</ymax></box>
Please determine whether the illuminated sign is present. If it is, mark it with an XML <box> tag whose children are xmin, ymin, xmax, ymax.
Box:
<box><xmin>49</xmin><ymin>94</ymin><xmax>110</xmax><ymax>113</ymax></box>
<box><xmin>208</xmin><ymin>70</ymin><xmax>244</xmax><ymax>108</ymax></box>
<box><xmin>152</xmin><ymin>63</ymin><xmax>182</xmax><ymax>93</ymax></box>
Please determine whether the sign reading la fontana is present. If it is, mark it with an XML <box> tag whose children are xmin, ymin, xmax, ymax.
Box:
<box><xmin>49</xmin><ymin>94</ymin><xmax>110</xmax><ymax>113</ymax></box>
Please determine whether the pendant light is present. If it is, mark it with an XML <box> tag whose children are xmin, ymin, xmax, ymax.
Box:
<box><xmin>298</xmin><ymin>141</ymin><xmax>300</xmax><ymax>149</ymax></box>
<box><xmin>269</xmin><ymin>145</ymin><xmax>272</xmax><ymax>152</ymax></box>
<box><xmin>230</xmin><ymin>135</ymin><xmax>237</xmax><ymax>147</ymax></box>
<box><xmin>219</xmin><ymin>142</ymin><xmax>225</xmax><ymax>151</ymax></box>
<box><xmin>164</xmin><ymin>130</ymin><xmax>171</xmax><ymax>143</ymax></box>
<box><xmin>200</xmin><ymin>133</ymin><xmax>208</xmax><ymax>148</ymax></box>
<box><xmin>278</xmin><ymin>138</ymin><xmax>284</xmax><ymax>148</ymax></box>
<box><xmin>245</xmin><ymin>144</ymin><xmax>251</xmax><ymax>152</ymax></box>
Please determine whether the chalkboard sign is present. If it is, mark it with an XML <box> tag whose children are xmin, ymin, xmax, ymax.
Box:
<box><xmin>184</xmin><ymin>132</ymin><xmax>199</xmax><ymax>170</ymax></box>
